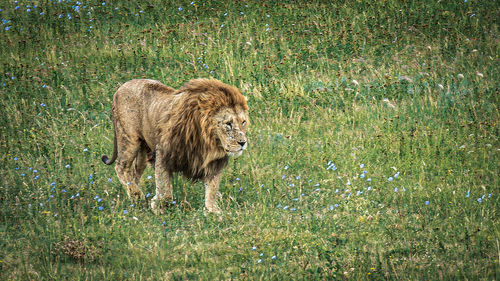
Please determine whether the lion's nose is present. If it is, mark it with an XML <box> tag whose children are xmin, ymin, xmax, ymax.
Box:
<box><xmin>238</xmin><ymin>140</ymin><xmax>247</xmax><ymax>148</ymax></box>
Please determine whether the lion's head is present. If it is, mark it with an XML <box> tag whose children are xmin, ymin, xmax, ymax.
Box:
<box><xmin>212</xmin><ymin>106</ymin><xmax>248</xmax><ymax>157</ymax></box>
<box><xmin>161</xmin><ymin>79</ymin><xmax>249</xmax><ymax>180</ymax></box>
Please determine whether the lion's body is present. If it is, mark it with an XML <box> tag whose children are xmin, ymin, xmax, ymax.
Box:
<box><xmin>102</xmin><ymin>78</ymin><xmax>248</xmax><ymax>214</ymax></box>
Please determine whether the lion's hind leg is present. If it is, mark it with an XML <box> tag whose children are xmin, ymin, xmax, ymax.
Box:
<box><xmin>115</xmin><ymin>138</ymin><xmax>145</xmax><ymax>201</ymax></box>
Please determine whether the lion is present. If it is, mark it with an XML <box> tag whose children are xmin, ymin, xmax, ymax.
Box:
<box><xmin>101</xmin><ymin>78</ymin><xmax>249</xmax><ymax>214</ymax></box>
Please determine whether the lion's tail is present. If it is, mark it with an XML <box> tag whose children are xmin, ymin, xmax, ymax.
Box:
<box><xmin>102</xmin><ymin>120</ymin><xmax>118</xmax><ymax>165</ymax></box>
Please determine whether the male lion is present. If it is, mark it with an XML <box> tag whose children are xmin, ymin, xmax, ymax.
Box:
<box><xmin>101</xmin><ymin>78</ymin><xmax>249</xmax><ymax>214</ymax></box>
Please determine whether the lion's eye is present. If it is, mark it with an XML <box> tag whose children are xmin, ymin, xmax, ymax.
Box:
<box><xmin>242</xmin><ymin>120</ymin><xmax>246</xmax><ymax>126</ymax></box>
<box><xmin>225</xmin><ymin>122</ymin><xmax>232</xmax><ymax>130</ymax></box>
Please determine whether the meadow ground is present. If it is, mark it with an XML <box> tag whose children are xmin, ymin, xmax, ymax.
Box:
<box><xmin>0</xmin><ymin>0</ymin><xmax>498</xmax><ymax>280</ymax></box>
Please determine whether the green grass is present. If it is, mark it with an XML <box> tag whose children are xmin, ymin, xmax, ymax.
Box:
<box><xmin>1</xmin><ymin>0</ymin><xmax>498</xmax><ymax>279</ymax></box>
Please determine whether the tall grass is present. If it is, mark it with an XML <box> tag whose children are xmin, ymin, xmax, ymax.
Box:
<box><xmin>1</xmin><ymin>0</ymin><xmax>498</xmax><ymax>279</ymax></box>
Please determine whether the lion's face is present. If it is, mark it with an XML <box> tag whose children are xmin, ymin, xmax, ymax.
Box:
<box><xmin>213</xmin><ymin>106</ymin><xmax>248</xmax><ymax>157</ymax></box>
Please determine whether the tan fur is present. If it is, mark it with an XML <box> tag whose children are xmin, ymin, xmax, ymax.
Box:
<box><xmin>102</xmin><ymin>78</ymin><xmax>249</xmax><ymax>214</ymax></box>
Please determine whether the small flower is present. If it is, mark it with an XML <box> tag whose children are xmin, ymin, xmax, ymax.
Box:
<box><xmin>171</xmin><ymin>201</ymin><xmax>176</xmax><ymax>204</ymax></box>
<box><xmin>272</xmin><ymin>255</ymin><xmax>276</xmax><ymax>260</ymax></box>
<box><xmin>260</xmin><ymin>184</ymin><xmax>264</xmax><ymax>188</ymax></box>
<box><xmin>108</xmin><ymin>178</ymin><xmax>112</xmax><ymax>182</ymax></box>
<box><xmin>466</xmin><ymin>190</ymin><xmax>470</xmax><ymax>197</ymax></box>
<box><xmin>130</xmin><ymin>204</ymin><xmax>135</xmax><ymax>207</ymax></box>
<box><xmin>488</xmin><ymin>193</ymin><xmax>492</xmax><ymax>198</ymax></box>
<box><xmin>257</xmin><ymin>259</ymin><xmax>262</xmax><ymax>263</ymax></box>
<box><xmin>367</xmin><ymin>178</ymin><xmax>372</xmax><ymax>182</ymax></box>
<box><xmin>98</xmin><ymin>206</ymin><xmax>103</xmax><ymax>210</ymax></box>
<box><xmin>251</xmin><ymin>246</ymin><xmax>256</xmax><ymax>251</ymax></box>
<box><xmin>282</xmin><ymin>175</ymin><xmax>286</xmax><ymax>179</ymax></box>
<box><xmin>477</xmin><ymin>198</ymin><xmax>482</xmax><ymax>203</ymax></box>
<box><xmin>220</xmin><ymin>24</ymin><xmax>224</xmax><ymax>27</ymax></box>
<box><xmin>284</xmin><ymin>165</ymin><xmax>289</xmax><ymax>170</ymax></box>
<box><xmin>236</xmin><ymin>177</ymin><xmax>240</xmax><ymax>181</ymax></box>
<box><xmin>360</xmin><ymin>164</ymin><xmax>365</xmax><ymax>168</ymax></box>
<box><xmin>146</xmin><ymin>193</ymin><xmax>151</xmax><ymax>198</ymax></box>
<box><xmin>178</xmin><ymin>7</ymin><xmax>183</xmax><ymax>11</ymax></box>
<box><xmin>334</xmin><ymin>204</ymin><xmax>339</xmax><ymax>207</ymax></box>
<box><xmin>147</xmin><ymin>175</ymin><xmax>152</xmax><ymax>179</ymax></box>
<box><xmin>89</xmin><ymin>174</ymin><xmax>93</xmax><ymax>180</ymax></box>
<box><xmin>425</xmin><ymin>201</ymin><xmax>429</xmax><ymax>205</ymax></box>
<box><xmin>76</xmin><ymin>193</ymin><xmax>80</xmax><ymax>197</ymax></box>
<box><xmin>283</xmin><ymin>205</ymin><xmax>289</xmax><ymax>210</ymax></box>
<box><xmin>123</xmin><ymin>210</ymin><xmax>128</xmax><ymax>214</ymax></box>
<box><xmin>290</xmin><ymin>207</ymin><xmax>296</xmax><ymax>211</ymax></box>
<box><xmin>360</xmin><ymin>174</ymin><xmax>365</xmax><ymax>178</ymax></box>
<box><xmin>65</xmin><ymin>164</ymin><xmax>70</xmax><ymax>168</ymax></box>
<box><xmin>394</xmin><ymin>172</ymin><xmax>400</xmax><ymax>178</ymax></box>
<box><xmin>394</xmin><ymin>187</ymin><xmax>398</xmax><ymax>192</ymax></box>
<box><xmin>97</xmin><ymin>198</ymin><xmax>102</xmax><ymax>202</ymax></box>
<box><xmin>388</xmin><ymin>177</ymin><xmax>394</xmax><ymax>182</ymax></box>
<box><xmin>83</xmin><ymin>148</ymin><xmax>88</xmax><ymax>152</ymax></box>
<box><xmin>289</xmin><ymin>183</ymin><xmax>295</xmax><ymax>187</ymax></box>
<box><xmin>329</xmin><ymin>205</ymin><xmax>334</xmax><ymax>210</ymax></box>
<box><xmin>33</xmin><ymin>170</ymin><xmax>38</xmax><ymax>173</ymax></box>
<box><xmin>50</xmin><ymin>182</ymin><xmax>56</xmax><ymax>186</ymax></box>
<box><xmin>14</xmin><ymin>157</ymin><xmax>18</xmax><ymax>161</ymax></box>
<box><xmin>62</xmin><ymin>189</ymin><xmax>67</xmax><ymax>192</ymax></box>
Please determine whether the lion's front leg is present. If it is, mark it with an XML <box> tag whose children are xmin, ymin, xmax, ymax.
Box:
<box><xmin>150</xmin><ymin>150</ymin><xmax>173</xmax><ymax>215</ymax></box>
<box><xmin>204</xmin><ymin>173</ymin><xmax>222</xmax><ymax>214</ymax></box>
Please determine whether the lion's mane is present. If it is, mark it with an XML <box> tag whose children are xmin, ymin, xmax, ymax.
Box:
<box><xmin>156</xmin><ymin>79</ymin><xmax>248</xmax><ymax>180</ymax></box>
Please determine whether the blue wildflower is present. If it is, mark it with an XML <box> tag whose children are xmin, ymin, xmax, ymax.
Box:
<box><xmin>108</xmin><ymin>178</ymin><xmax>112</xmax><ymax>182</ymax></box>
<box><xmin>251</xmin><ymin>246</ymin><xmax>256</xmax><ymax>251</ymax></box>
<box><xmin>272</xmin><ymin>255</ymin><xmax>276</xmax><ymax>260</ymax></box>
<box><xmin>123</xmin><ymin>210</ymin><xmax>128</xmax><ymax>214</ymax></box>
<box><xmin>65</xmin><ymin>164</ymin><xmax>70</xmax><ymax>168</ymax></box>
<box><xmin>98</xmin><ymin>206</ymin><xmax>103</xmax><ymax>210</ymax></box>
<box><xmin>329</xmin><ymin>205</ymin><xmax>334</xmax><ymax>210</ymax></box>
<box><xmin>284</xmin><ymin>165</ymin><xmax>289</xmax><ymax>170</ymax></box>
<box><xmin>283</xmin><ymin>205</ymin><xmax>289</xmax><ymax>210</ymax></box>
<box><xmin>477</xmin><ymin>198</ymin><xmax>482</xmax><ymax>203</ymax></box>
<box><xmin>257</xmin><ymin>259</ymin><xmax>262</xmax><ymax>263</ymax></box>
<box><xmin>146</xmin><ymin>193</ymin><xmax>151</xmax><ymax>198</ymax></box>
<box><xmin>388</xmin><ymin>177</ymin><xmax>394</xmax><ymax>181</ymax></box>
<box><xmin>282</xmin><ymin>175</ymin><xmax>286</xmax><ymax>179</ymax></box>
<box><xmin>360</xmin><ymin>164</ymin><xmax>364</xmax><ymax>168</ymax></box>
<box><xmin>466</xmin><ymin>190</ymin><xmax>470</xmax><ymax>197</ymax></box>
<box><xmin>14</xmin><ymin>157</ymin><xmax>18</xmax><ymax>161</ymax></box>
<box><xmin>425</xmin><ymin>201</ymin><xmax>429</xmax><ymax>205</ymax></box>
<box><xmin>360</xmin><ymin>174</ymin><xmax>365</xmax><ymax>178</ymax></box>
<box><xmin>178</xmin><ymin>7</ymin><xmax>182</xmax><ymax>11</ymax></box>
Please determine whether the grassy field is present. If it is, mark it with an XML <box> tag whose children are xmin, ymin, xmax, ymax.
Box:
<box><xmin>1</xmin><ymin>0</ymin><xmax>498</xmax><ymax>279</ymax></box>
